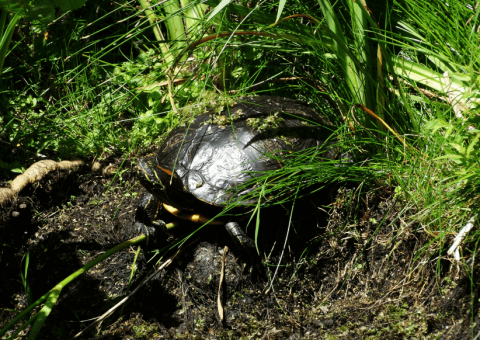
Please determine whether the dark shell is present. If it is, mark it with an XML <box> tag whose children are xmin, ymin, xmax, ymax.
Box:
<box><xmin>146</xmin><ymin>96</ymin><xmax>334</xmax><ymax>212</ymax></box>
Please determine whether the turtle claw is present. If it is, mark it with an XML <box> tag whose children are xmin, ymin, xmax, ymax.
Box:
<box><xmin>225</xmin><ymin>222</ymin><xmax>266</xmax><ymax>280</ymax></box>
<box><xmin>135</xmin><ymin>193</ymin><xmax>171</xmax><ymax>245</ymax></box>
<box><xmin>136</xmin><ymin>219</ymin><xmax>172</xmax><ymax>245</ymax></box>
<box><xmin>238</xmin><ymin>257</ymin><xmax>266</xmax><ymax>281</ymax></box>
<box><xmin>136</xmin><ymin>220</ymin><xmax>168</xmax><ymax>238</ymax></box>
<box><xmin>136</xmin><ymin>221</ymin><xmax>157</xmax><ymax>237</ymax></box>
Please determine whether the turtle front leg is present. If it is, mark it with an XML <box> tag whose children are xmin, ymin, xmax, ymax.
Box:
<box><xmin>135</xmin><ymin>193</ymin><xmax>170</xmax><ymax>244</ymax></box>
<box><xmin>224</xmin><ymin>222</ymin><xmax>265</xmax><ymax>278</ymax></box>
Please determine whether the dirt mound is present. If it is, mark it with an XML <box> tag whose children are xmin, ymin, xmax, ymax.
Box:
<box><xmin>0</xmin><ymin>158</ymin><xmax>473</xmax><ymax>339</ymax></box>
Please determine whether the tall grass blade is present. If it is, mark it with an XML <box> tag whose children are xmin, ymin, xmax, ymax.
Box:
<box><xmin>163</xmin><ymin>0</ymin><xmax>187</xmax><ymax>53</ymax></box>
<box><xmin>0</xmin><ymin>12</ymin><xmax>19</xmax><ymax>75</ymax></box>
<box><xmin>275</xmin><ymin>0</ymin><xmax>286</xmax><ymax>23</ymax></box>
<box><xmin>27</xmin><ymin>286</ymin><xmax>62</xmax><ymax>340</ymax></box>
<box><xmin>317</xmin><ymin>0</ymin><xmax>361</xmax><ymax>105</ymax></box>
<box><xmin>207</xmin><ymin>0</ymin><xmax>232</xmax><ymax>21</ymax></box>
<box><xmin>20</xmin><ymin>251</ymin><xmax>32</xmax><ymax>306</ymax></box>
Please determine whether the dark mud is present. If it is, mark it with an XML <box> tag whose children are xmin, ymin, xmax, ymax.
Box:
<box><xmin>0</xmin><ymin>158</ymin><xmax>476</xmax><ymax>339</ymax></box>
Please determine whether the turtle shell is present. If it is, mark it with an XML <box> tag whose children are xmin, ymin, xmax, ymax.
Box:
<box><xmin>144</xmin><ymin>96</ymin><xmax>334</xmax><ymax>213</ymax></box>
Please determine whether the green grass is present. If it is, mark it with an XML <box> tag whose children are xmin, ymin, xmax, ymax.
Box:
<box><xmin>2</xmin><ymin>0</ymin><xmax>480</xmax><ymax>337</ymax></box>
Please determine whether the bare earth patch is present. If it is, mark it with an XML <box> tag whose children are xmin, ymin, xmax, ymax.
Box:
<box><xmin>0</xmin><ymin>158</ymin><xmax>476</xmax><ymax>339</ymax></box>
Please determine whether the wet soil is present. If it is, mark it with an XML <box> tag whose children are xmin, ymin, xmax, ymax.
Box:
<box><xmin>0</xmin><ymin>158</ymin><xmax>477</xmax><ymax>339</ymax></box>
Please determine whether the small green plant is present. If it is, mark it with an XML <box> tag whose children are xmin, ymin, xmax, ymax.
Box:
<box><xmin>20</xmin><ymin>251</ymin><xmax>32</xmax><ymax>306</ymax></box>
<box><xmin>425</xmin><ymin>117</ymin><xmax>480</xmax><ymax>189</ymax></box>
<box><xmin>11</xmin><ymin>166</ymin><xmax>25</xmax><ymax>174</ymax></box>
<box><xmin>194</xmin><ymin>317</ymin><xmax>205</xmax><ymax>330</ymax></box>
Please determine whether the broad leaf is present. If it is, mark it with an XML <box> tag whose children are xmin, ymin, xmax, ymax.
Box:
<box><xmin>466</xmin><ymin>134</ymin><xmax>480</xmax><ymax>159</ymax></box>
<box><xmin>424</xmin><ymin>118</ymin><xmax>449</xmax><ymax>134</ymax></box>
<box><xmin>449</xmin><ymin>143</ymin><xmax>466</xmax><ymax>155</ymax></box>
<box><xmin>435</xmin><ymin>154</ymin><xmax>464</xmax><ymax>164</ymax></box>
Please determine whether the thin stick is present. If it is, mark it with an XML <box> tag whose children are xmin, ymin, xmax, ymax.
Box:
<box><xmin>265</xmin><ymin>203</ymin><xmax>295</xmax><ymax>294</ymax></box>
<box><xmin>167</xmin><ymin>67</ymin><xmax>178</xmax><ymax>115</ymax></box>
<box><xmin>217</xmin><ymin>246</ymin><xmax>228</xmax><ymax>320</ymax></box>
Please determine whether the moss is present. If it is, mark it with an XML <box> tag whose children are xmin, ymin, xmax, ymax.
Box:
<box><xmin>246</xmin><ymin>112</ymin><xmax>285</xmax><ymax>132</ymax></box>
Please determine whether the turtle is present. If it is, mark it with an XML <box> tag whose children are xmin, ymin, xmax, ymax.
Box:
<box><xmin>135</xmin><ymin>96</ymin><xmax>335</xmax><ymax>269</ymax></box>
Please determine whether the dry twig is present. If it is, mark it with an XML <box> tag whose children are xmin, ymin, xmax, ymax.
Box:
<box><xmin>217</xmin><ymin>246</ymin><xmax>228</xmax><ymax>321</ymax></box>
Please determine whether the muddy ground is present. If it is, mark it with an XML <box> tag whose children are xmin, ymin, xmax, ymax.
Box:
<box><xmin>0</xmin><ymin>157</ymin><xmax>479</xmax><ymax>339</ymax></box>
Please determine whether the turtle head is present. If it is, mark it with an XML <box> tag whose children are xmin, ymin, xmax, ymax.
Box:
<box><xmin>136</xmin><ymin>158</ymin><xmax>194</xmax><ymax>211</ymax></box>
<box><xmin>136</xmin><ymin>159</ymin><xmax>169</xmax><ymax>199</ymax></box>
